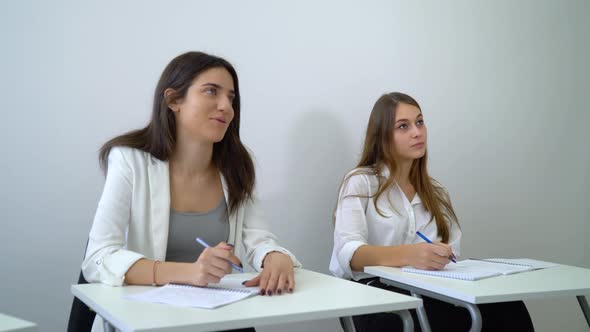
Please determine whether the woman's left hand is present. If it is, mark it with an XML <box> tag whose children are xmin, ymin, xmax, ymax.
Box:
<box><xmin>243</xmin><ymin>252</ymin><xmax>294</xmax><ymax>296</ymax></box>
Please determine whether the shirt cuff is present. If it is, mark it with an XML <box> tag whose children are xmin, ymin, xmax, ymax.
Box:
<box><xmin>253</xmin><ymin>244</ymin><xmax>302</xmax><ymax>271</ymax></box>
<box><xmin>337</xmin><ymin>240</ymin><xmax>366</xmax><ymax>279</ymax></box>
<box><xmin>99</xmin><ymin>249</ymin><xmax>145</xmax><ymax>286</ymax></box>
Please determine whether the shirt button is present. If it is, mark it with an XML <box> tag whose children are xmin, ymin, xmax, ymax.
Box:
<box><xmin>96</xmin><ymin>259</ymin><xmax>102</xmax><ymax>265</ymax></box>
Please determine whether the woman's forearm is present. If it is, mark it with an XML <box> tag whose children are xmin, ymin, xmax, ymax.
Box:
<box><xmin>125</xmin><ymin>259</ymin><xmax>192</xmax><ymax>285</ymax></box>
<box><xmin>350</xmin><ymin>244</ymin><xmax>410</xmax><ymax>272</ymax></box>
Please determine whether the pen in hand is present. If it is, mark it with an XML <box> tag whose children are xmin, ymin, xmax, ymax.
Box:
<box><xmin>416</xmin><ymin>231</ymin><xmax>457</xmax><ymax>263</ymax></box>
<box><xmin>195</xmin><ymin>237</ymin><xmax>244</xmax><ymax>273</ymax></box>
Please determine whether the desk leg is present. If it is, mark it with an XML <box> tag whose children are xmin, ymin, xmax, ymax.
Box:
<box><xmin>339</xmin><ymin>311</ymin><xmax>413</xmax><ymax>332</ymax></box>
<box><xmin>460</xmin><ymin>302</ymin><xmax>482</xmax><ymax>332</ymax></box>
<box><xmin>410</xmin><ymin>292</ymin><xmax>432</xmax><ymax>332</ymax></box>
<box><xmin>411</xmin><ymin>291</ymin><xmax>481</xmax><ymax>332</ymax></box>
<box><xmin>339</xmin><ymin>316</ymin><xmax>356</xmax><ymax>332</ymax></box>
<box><xmin>577</xmin><ymin>295</ymin><xmax>590</xmax><ymax>327</ymax></box>
<box><xmin>397</xmin><ymin>309</ymin><xmax>415</xmax><ymax>332</ymax></box>
<box><xmin>380</xmin><ymin>278</ymin><xmax>483</xmax><ymax>332</ymax></box>
<box><xmin>102</xmin><ymin>316</ymin><xmax>116</xmax><ymax>332</ymax></box>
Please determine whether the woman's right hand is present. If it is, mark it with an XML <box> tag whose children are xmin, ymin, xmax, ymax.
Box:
<box><xmin>404</xmin><ymin>242</ymin><xmax>453</xmax><ymax>270</ymax></box>
<box><xmin>188</xmin><ymin>242</ymin><xmax>242</xmax><ymax>286</ymax></box>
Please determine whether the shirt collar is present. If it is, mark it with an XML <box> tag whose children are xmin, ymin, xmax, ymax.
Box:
<box><xmin>380</xmin><ymin>165</ymin><xmax>422</xmax><ymax>206</ymax></box>
<box><xmin>411</xmin><ymin>193</ymin><xmax>422</xmax><ymax>205</ymax></box>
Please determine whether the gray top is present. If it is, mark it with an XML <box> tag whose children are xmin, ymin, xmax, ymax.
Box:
<box><xmin>165</xmin><ymin>197</ymin><xmax>230</xmax><ymax>263</ymax></box>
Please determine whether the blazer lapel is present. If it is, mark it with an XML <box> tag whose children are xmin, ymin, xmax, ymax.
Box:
<box><xmin>149</xmin><ymin>156</ymin><xmax>170</xmax><ymax>261</ymax></box>
<box><xmin>220</xmin><ymin>173</ymin><xmax>237</xmax><ymax>246</ymax></box>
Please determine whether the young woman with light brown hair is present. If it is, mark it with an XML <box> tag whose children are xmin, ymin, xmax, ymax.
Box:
<box><xmin>329</xmin><ymin>92</ymin><xmax>533</xmax><ymax>331</ymax></box>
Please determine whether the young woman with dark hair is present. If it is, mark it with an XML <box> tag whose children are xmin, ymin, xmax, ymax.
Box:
<box><xmin>83</xmin><ymin>51</ymin><xmax>300</xmax><ymax>332</ymax></box>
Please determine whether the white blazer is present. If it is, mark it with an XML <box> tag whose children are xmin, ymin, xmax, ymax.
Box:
<box><xmin>82</xmin><ymin>147</ymin><xmax>301</xmax><ymax>286</ymax></box>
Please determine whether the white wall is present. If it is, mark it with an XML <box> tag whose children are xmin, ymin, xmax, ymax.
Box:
<box><xmin>1</xmin><ymin>1</ymin><xmax>588</xmax><ymax>331</ymax></box>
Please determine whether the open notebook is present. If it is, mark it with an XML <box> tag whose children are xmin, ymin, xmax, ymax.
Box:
<box><xmin>125</xmin><ymin>276</ymin><xmax>259</xmax><ymax>309</ymax></box>
<box><xmin>402</xmin><ymin>258</ymin><xmax>558</xmax><ymax>281</ymax></box>
<box><xmin>474</xmin><ymin>258</ymin><xmax>558</xmax><ymax>270</ymax></box>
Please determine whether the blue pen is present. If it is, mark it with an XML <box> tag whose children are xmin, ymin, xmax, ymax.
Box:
<box><xmin>416</xmin><ymin>231</ymin><xmax>457</xmax><ymax>263</ymax></box>
<box><xmin>195</xmin><ymin>237</ymin><xmax>243</xmax><ymax>273</ymax></box>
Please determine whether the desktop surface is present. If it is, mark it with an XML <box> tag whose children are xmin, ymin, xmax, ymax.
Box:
<box><xmin>72</xmin><ymin>269</ymin><xmax>421</xmax><ymax>332</ymax></box>
<box><xmin>0</xmin><ymin>313</ymin><xmax>36</xmax><ymax>332</ymax></box>
<box><xmin>365</xmin><ymin>264</ymin><xmax>590</xmax><ymax>304</ymax></box>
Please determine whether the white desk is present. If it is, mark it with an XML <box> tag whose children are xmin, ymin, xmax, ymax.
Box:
<box><xmin>365</xmin><ymin>264</ymin><xmax>590</xmax><ymax>332</ymax></box>
<box><xmin>0</xmin><ymin>314</ymin><xmax>36</xmax><ymax>332</ymax></box>
<box><xmin>72</xmin><ymin>269</ymin><xmax>422</xmax><ymax>332</ymax></box>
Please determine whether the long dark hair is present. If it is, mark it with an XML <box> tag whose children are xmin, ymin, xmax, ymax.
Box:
<box><xmin>344</xmin><ymin>92</ymin><xmax>458</xmax><ymax>243</ymax></box>
<box><xmin>99</xmin><ymin>51</ymin><xmax>255</xmax><ymax>214</ymax></box>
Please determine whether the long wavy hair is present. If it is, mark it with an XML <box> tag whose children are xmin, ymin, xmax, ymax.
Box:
<box><xmin>99</xmin><ymin>51</ymin><xmax>254</xmax><ymax>215</ymax></box>
<box><xmin>343</xmin><ymin>92</ymin><xmax>458</xmax><ymax>242</ymax></box>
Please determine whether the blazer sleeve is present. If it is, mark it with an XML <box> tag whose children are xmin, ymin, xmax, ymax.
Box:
<box><xmin>329</xmin><ymin>173</ymin><xmax>371</xmax><ymax>279</ymax></box>
<box><xmin>240</xmin><ymin>194</ymin><xmax>302</xmax><ymax>271</ymax></box>
<box><xmin>81</xmin><ymin>147</ymin><xmax>145</xmax><ymax>286</ymax></box>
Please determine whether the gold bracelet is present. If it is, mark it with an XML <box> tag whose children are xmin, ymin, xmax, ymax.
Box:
<box><xmin>152</xmin><ymin>260</ymin><xmax>161</xmax><ymax>286</ymax></box>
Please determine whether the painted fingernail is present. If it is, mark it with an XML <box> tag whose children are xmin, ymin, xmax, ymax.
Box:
<box><xmin>288</xmin><ymin>288</ymin><xmax>293</xmax><ymax>293</ymax></box>
<box><xmin>259</xmin><ymin>289</ymin><xmax>265</xmax><ymax>295</ymax></box>
<box><xmin>277</xmin><ymin>289</ymin><xmax>282</xmax><ymax>295</ymax></box>
<box><xmin>267</xmin><ymin>290</ymin><xmax>272</xmax><ymax>296</ymax></box>
<box><xmin>239</xmin><ymin>263</ymin><xmax>243</xmax><ymax>268</ymax></box>
<box><xmin>241</xmin><ymin>281</ymin><xmax>247</xmax><ymax>285</ymax></box>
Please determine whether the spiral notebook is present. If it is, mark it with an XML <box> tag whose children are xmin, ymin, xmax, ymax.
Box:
<box><xmin>401</xmin><ymin>259</ymin><xmax>537</xmax><ymax>281</ymax></box>
<box><xmin>474</xmin><ymin>258</ymin><xmax>558</xmax><ymax>270</ymax></box>
<box><xmin>125</xmin><ymin>276</ymin><xmax>259</xmax><ymax>309</ymax></box>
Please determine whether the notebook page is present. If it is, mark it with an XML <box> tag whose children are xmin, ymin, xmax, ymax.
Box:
<box><xmin>208</xmin><ymin>277</ymin><xmax>260</xmax><ymax>292</ymax></box>
<box><xmin>125</xmin><ymin>276</ymin><xmax>259</xmax><ymax>309</ymax></box>
<box><xmin>469</xmin><ymin>259</ymin><xmax>533</xmax><ymax>275</ymax></box>
<box><xmin>483</xmin><ymin>258</ymin><xmax>558</xmax><ymax>270</ymax></box>
<box><xmin>402</xmin><ymin>260</ymin><xmax>502</xmax><ymax>281</ymax></box>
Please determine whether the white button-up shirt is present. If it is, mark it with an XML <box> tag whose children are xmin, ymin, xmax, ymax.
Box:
<box><xmin>329</xmin><ymin>168</ymin><xmax>462</xmax><ymax>280</ymax></box>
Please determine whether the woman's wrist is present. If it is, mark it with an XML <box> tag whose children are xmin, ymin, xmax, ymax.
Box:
<box><xmin>384</xmin><ymin>244</ymin><xmax>411</xmax><ymax>267</ymax></box>
<box><xmin>396</xmin><ymin>244</ymin><xmax>410</xmax><ymax>266</ymax></box>
<box><xmin>156</xmin><ymin>261</ymin><xmax>192</xmax><ymax>285</ymax></box>
<box><xmin>262</xmin><ymin>251</ymin><xmax>284</xmax><ymax>268</ymax></box>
